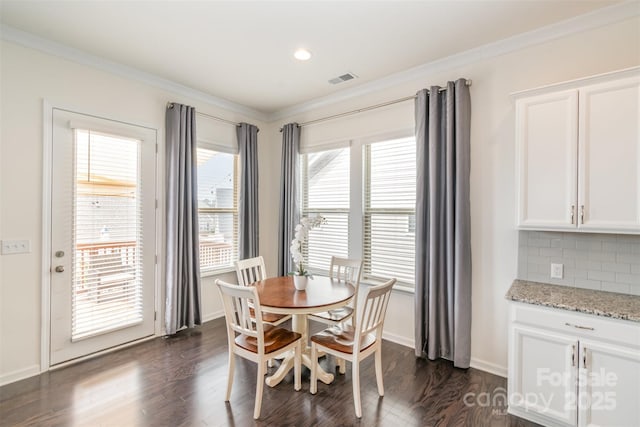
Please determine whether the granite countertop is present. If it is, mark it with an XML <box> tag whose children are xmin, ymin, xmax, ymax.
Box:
<box><xmin>506</xmin><ymin>279</ymin><xmax>640</xmax><ymax>323</ymax></box>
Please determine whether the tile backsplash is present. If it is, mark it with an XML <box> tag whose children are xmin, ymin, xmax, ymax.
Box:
<box><xmin>517</xmin><ymin>231</ymin><xmax>640</xmax><ymax>295</ymax></box>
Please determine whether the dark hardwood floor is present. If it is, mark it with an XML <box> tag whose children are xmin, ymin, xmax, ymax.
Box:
<box><xmin>0</xmin><ymin>318</ymin><xmax>539</xmax><ymax>426</ymax></box>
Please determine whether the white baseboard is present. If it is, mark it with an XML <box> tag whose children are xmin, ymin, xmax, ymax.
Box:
<box><xmin>470</xmin><ymin>357</ymin><xmax>507</xmax><ymax>378</ymax></box>
<box><xmin>380</xmin><ymin>332</ymin><xmax>508</xmax><ymax>378</ymax></box>
<box><xmin>0</xmin><ymin>364</ymin><xmax>41</xmax><ymax>387</ymax></box>
<box><xmin>202</xmin><ymin>309</ymin><xmax>224</xmax><ymax>323</ymax></box>
<box><xmin>382</xmin><ymin>331</ymin><xmax>414</xmax><ymax>349</ymax></box>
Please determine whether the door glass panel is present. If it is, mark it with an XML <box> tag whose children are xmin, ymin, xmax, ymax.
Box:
<box><xmin>72</xmin><ymin>129</ymin><xmax>143</xmax><ymax>341</ymax></box>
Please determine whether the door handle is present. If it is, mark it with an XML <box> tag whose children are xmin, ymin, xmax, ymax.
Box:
<box><xmin>54</xmin><ymin>265</ymin><xmax>65</xmax><ymax>273</ymax></box>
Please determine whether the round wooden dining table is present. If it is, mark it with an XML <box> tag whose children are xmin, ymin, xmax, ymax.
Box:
<box><xmin>253</xmin><ymin>275</ymin><xmax>355</xmax><ymax>387</ymax></box>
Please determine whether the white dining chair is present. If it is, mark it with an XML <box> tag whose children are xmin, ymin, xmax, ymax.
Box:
<box><xmin>235</xmin><ymin>256</ymin><xmax>291</xmax><ymax>327</ymax></box>
<box><xmin>215</xmin><ymin>279</ymin><xmax>302</xmax><ymax>419</ymax></box>
<box><xmin>235</xmin><ymin>256</ymin><xmax>267</xmax><ymax>286</ymax></box>
<box><xmin>308</xmin><ymin>257</ymin><xmax>362</xmax><ymax>373</ymax></box>
<box><xmin>309</xmin><ymin>278</ymin><xmax>395</xmax><ymax>418</ymax></box>
<box><xmin>308</xmin><ymin>256</ymin><xmax>362</xmax><ymax>326</ymax></box>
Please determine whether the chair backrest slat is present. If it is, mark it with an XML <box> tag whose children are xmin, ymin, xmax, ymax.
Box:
<box><xmin>353</xmin><ymin>279</ymin><xmax>395</xmax><ymax>351</ymax></box>
<box><xmin>235</xmin><ymin>256</ymin><xmax>267</xmax><ymax>286</ymax></box>
<box><xmin>329</xmin><ymin>257</ymin><xmax>363</xmax><ymax>316</ymax></box>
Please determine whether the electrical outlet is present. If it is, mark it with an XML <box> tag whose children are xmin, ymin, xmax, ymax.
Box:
<box><xmin>550</xmin><ymin>263</ymin><xmax>564</xmax><ymax>279</ymax></box>
<box><xmin>1</xmin><ymin>239</ymin><xmax>31</xmax><ymax>255</ymax></box>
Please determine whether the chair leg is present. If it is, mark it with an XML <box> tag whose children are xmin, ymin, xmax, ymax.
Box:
<box><xmin>374</xmin><ymin>346</ymin><xmax>384</xmax><ymax>396</ymax></box>
<box><xmin>310</xmin><ymin>343</ymin><xmax>318</xmax><ymax>394</ymax></box>
<box><xmin>267</xmin><ymin>358</ymin><xmax>273</xmax><ymax>368</ymax></box>
<box><xmin>352</xmin><ymin>358</ymin><xmax>362</xmax><ymax>418</ymax></box>
<box><xmin>337</xmin><ymin>357</ymin><xmax>346</xmax><ymax>375</ymax></box>
<box><xmin>254</xmin><ymin>360</ymin><xmax>265</xmax><ymax>419</ymax></box>
<box><xmin>294</xmin><ymin>341</ymin><xmax>301</xmax><ymax>391</ymax></box>
<box><xmin>225</xmin><ymin>351</ymin><xmax>235</xmax><ymax>401</ymax></box>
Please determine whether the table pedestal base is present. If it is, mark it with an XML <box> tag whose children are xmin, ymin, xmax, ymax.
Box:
<box><xmin>265</xmin><ymin>352</ymin><xmax>334</xmax><ymax>387</ymax></box>
<box><xmin>265</xmin><ymin>313</ymin><xmax>335</xmax><ymax>387</ymax></box>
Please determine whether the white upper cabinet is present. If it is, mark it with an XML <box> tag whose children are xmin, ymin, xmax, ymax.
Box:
<box><xmin>516</xmin><ymin>90</ymin><xmax>578</xmax><ymax>229</ymax></box>
<box><xmin>578</xmin><ymin>77</ymin><xmax>640</xmax><ymax>232</ymax></box>
<box><xmin>516</xmin><ymin>69</ymin><xmax>640</xmax><ymax>234</ymax></box>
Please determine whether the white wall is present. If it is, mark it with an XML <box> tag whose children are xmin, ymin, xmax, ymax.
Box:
<box><xmin>261</xmin><ymin>16</ymin><xmax>640</xmax><ymax>376</ymax></box>
<box><xmin>0</xmin><ymin>41</ymin><xmax>265</xmax><ymax>385</ymax></box>
<box><xmin>1</xmin><ymin>14</ymin><xmax>639</xmax><ymax>385</ymax></box>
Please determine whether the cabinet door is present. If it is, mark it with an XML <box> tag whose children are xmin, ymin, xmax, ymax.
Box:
<box><xmin>578</xmin><ymin>77</ymin><xmax>640</xmax><ymax>233</ymax></box>
<box><xmin>516</xmin><ymin>90</ymin><xmax>578</xmax><ymax>229</ymax></box>
<box><xmin>509</xmin><ymin>325</ymin><xmax>578</xmax><ymax>426</ymax></box>
<box><xmin>578</xmin><ymin>340</ymin><xmax>640</xmax><ymax>427</ymax></box>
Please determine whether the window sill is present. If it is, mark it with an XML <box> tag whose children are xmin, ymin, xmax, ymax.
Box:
<box><xmin>360</xmin><ymin>279</ymin><xmax>415</xmax><ymax>295</ymax></box>
<box><xmin>310</xmin><ymin>272</ymin><xmax>415</xmax><ymax>295</ymax></box>
<box><xmin>200</xmin><ymin>266</ymin><xmax>236</xmax><ymax>278</ymax></box>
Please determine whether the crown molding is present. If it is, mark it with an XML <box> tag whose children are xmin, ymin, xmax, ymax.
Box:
<box><xmin>0</xmin><ymin>24</ymin><xmax>269</xmax><ymax>122</ymax></box>
<box><xmin>268</xmin><ymin>0</ymin><xmax>640</xmax><ymax>122</ymax></box>
<box><xmin>2</xmin><ymin>0</ymin><xmax>638</xmax><ymax>124</ymax></box>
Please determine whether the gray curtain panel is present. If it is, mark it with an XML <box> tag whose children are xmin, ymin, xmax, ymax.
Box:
<box><xmin>165</xmin><ymin>103</ymin><xmax>202</xmax><ymax>335</ymax></box>
<box><xmin>414</xmin><ymin>80</ymin><xmax>472</xmax><ymax>368</ymax></box>
<box><xmin>277</xmin><ymin>123</ymin><xmax>301</xmax><ymax>276</ymax></box>
<box><xmin>237</xmin><ymin>122</ymin><xmax>259</xmax><ymax>260</ymax></box>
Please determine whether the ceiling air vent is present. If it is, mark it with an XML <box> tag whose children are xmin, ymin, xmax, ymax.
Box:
<box><xmin>329</xmin><ymin>72</ymin><xmax>358</xmax><ymax>85</ymax></box>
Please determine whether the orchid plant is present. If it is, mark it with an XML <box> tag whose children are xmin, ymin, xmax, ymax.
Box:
<box><xmin>289</xmin><ymin>215</ymin><xmax>327</xmax><ymax>277</ymax></box>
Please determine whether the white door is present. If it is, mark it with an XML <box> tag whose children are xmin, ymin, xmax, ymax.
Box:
<box><xmin>515</xmin><ymin>90</ymin><xmax>578</xmax><ymax>230</ymax></box>
<box><xmin>578</xmin><ymin>340</ymin><xmax>640</xmax><ymax>427</ymax></box>
<box><xmin>509</xmin><ymin>325</ymin><xmax>578</xmax><ymax>427</ymax></box>
<box><xmin>578</xmin><ymin>77</ymin><xmax>640</xmax><ymax>232</ymax></box>
<box><xmin>50</xmin><ymin>109</ymin><xmax>156</xmax><ymax>366</ymax></box>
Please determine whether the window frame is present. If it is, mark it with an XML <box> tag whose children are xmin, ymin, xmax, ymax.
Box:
<box><xmin>300</xmin><ymin>145</ymin><xmax>351</xmax><ymax>275</ymax></box>
<box><xmin>196</xmin><ymin>142</ymin><xmax>240</xmax><ymax>275</ymax></box>
<box><xmin>298</xmin><ymin>129</ymin><xmax>416</xmax><ymax>292</ymax></box>
<box><xmin>362</xmin><ymin>136</ymin><xmax>417</xmax><ymax>288</ymax></box>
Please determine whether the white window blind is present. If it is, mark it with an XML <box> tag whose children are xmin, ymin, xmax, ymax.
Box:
<box><xmin>72</xmin><ymin>129</ymin><xmax>144</xmax><ymax>341</ymax></box>
<box><xmin>364</xmin><ymin>137</ymin><xmax>416</xmax><ymax>285</ymax></box>
<box><xmin>301</xmin><ymin>147</ymin><xmax>350</xmax><ymax>273</ymax></box>
<box><xmin>197</xmin><ymin>147</ymin><xmax>239</xmax><ymax>272</ymax></box>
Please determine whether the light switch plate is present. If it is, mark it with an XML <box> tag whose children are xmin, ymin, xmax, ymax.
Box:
<box><xmin>1</xmin><ymin>239</ymin><xmax>31</xmax><ymax>255</ymax></box>
<box><xmin>550</xmin><ymin>263</ymin><xmax>564</xmax><ymax>279</ymax></box>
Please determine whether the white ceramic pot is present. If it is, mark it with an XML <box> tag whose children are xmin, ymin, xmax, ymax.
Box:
<box><xmin>293</xmin><ymin>274</ymin><xmax>308</xmax><ymax>291</ymax></box>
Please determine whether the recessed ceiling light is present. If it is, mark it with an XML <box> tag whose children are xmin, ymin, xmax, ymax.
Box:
<box><xmin>294</xmin><ymin>49</ymin><xmax>312</xmax><ymax>61</ymax></box>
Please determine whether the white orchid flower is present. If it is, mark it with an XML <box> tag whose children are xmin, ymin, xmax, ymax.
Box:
<box><xmin>289</xmin><ymin>215</ymin><xmax>327</xmax><ymax>276</ymax></box>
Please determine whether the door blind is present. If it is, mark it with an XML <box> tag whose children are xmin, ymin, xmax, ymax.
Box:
<box><xmin>72</xmin><ymin>129</ymin><xmax>144</xmax><ymax>341</ymax></box>
<box><xmin>301</xmin><ymin>147</ymin><xmax>350</xmax><ymax>272</ymax></box>
<box><xmin>364</xmin><ymin>137</ymin><xmax>416</xmax><ymax>285</ymax></box>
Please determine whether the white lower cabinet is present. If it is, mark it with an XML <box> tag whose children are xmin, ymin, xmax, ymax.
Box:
<box><xmin>508</xmin><ymin>303</ymin><xmax>640</xmax><ymax>427</ymax></box>
<box><xmin>578</xmin><ymin>340</ymin><xmax>640</xmax><ymax>427</ymax></box>
<box><xmin>510</xmin><ymin>326</ymin><xmax>578</xmax><ymax>426</ymax></box>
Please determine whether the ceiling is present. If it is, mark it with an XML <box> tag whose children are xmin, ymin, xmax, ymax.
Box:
<box><xmin>0</xmin><ymin>1</ymin><xmax>624</xmax><ymax>115</ymax></box>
